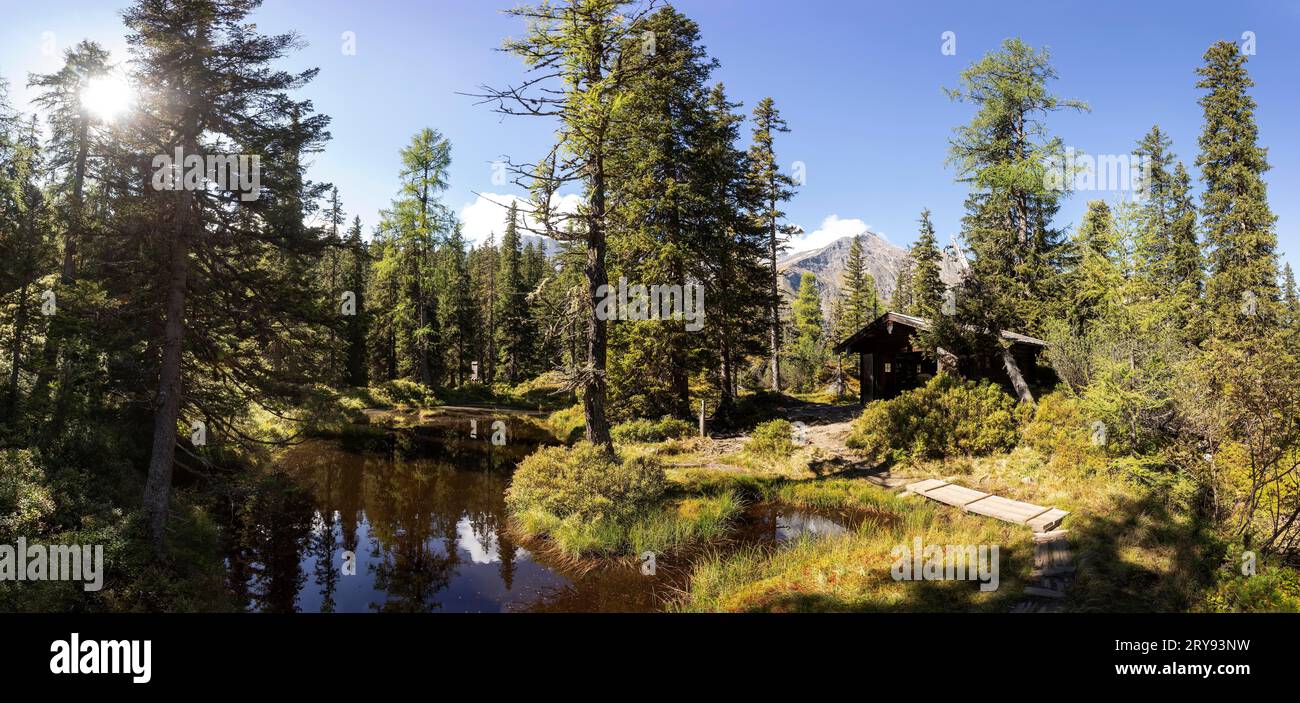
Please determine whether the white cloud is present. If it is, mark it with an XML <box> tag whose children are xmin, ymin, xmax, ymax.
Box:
<box><xmin>787</xmin><ymin>215</ymin><xmax>883</xmax><ymax>254</ymax></box>
<box><xmin>457</xmin><ymin>192</ymin><xmax>583</xmax><ymax>247</ymax></box>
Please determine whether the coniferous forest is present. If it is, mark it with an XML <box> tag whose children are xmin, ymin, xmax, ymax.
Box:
<box><xmin>3</xmin><ymin>0</ymin><xmax>1300</xmax><ymax>630</ymax></box>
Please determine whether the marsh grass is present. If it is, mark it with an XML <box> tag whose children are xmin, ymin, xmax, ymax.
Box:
<box><xmin>512</xmin><ymin>491</ymin><xmax>745</xmax><ymax>560</ymax></box>
<box><xmin>680</xmin><ymin>506</ymin><xmax>1031</xmax><ymax>612</ymax></box>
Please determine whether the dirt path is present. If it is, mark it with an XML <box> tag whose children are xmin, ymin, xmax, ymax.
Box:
<box><xmin>674</xmin><ymin>400</ymin><xmax>906</xmax><ymax>488</ymax></box>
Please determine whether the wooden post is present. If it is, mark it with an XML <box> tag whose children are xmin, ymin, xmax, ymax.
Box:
<box><xmin>699</xmin><ymin>399</ymin><xmax>706</xmax><ymax>437</ymax></box>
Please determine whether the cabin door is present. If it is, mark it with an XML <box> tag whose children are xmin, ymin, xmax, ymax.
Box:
<box><xmin>862</xmin><ymin>353</ymin><xmax>874</xmax><ymax>404</ymax></box>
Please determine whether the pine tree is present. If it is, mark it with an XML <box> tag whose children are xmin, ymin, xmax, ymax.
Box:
<box><xmin>909</xmin><ymin>209</ymin><xmax>946</xmax><ymax>319</ymax></box>
<box><xmin>1132</xmin><ymin>125</ymin><xmax>1176</xmax><ymax>287</ymax></box>
<box><xmin>698</xmin><ymin>84</ymin><xmax>769</xmax><ymax>414</ymax></box>
<box><xmin>126</xmin><ymin>0</ymin><xmax>331</xmax><ymax>547</ymax></box>
<box><xmin>1068</xmin><ymin>200</ymin><xmax>1122</xmax><ymax>334</ymax></box>
<box><xmin>1282</xmin><ymin>263</ymin><xmax>1299</xmax><ymax>338</ymax></box>
<box><xmin>1196</xmin><ymin>40</ymin><xmax>1279</xmax><ymax>337</ymax></box>
<box><xmin>831</xmin><ymin>234</ymin><xmax>880</xmax><ymax>342</ymax></box>
<box><xmin>890</xmin><ymin>256</ymin><xmax>914</xmax><ymax>315</ymax></box>
<box><xmin>0</xmin><ymin>108</ymin><xmax>55</xmax><ymax>423</ymax></box>
<box><xmin>343</xmin><ymin>216</ymin><xmax>369</xmax><ymax>386</ymax></box>
<box><xmin>788</xmin><ymin>272</ymin><xmax>826</xmax><ymax>391</ymax></box>
<box><xmin>605</xmin><ymin>7</ymin><xmax>716</xmax><ymax>419</ymax></box>
<box><xmin>747</xmin><ymin>97</ymin><xmax>798</xmax><ymax>392</ymax></box>
<box><xmin>435</xmin><ymin>223</ymin><xmax>474</xmax><ymax>385</ymax></box>
<box><xmin>495</xmin><ymin>202</ymin><xmax>530</xmax><ymax>384</ymax></box>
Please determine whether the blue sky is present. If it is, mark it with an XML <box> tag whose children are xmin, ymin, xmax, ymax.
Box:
<box><xmin>2</xmin><ymin>0</ymin><xmax>1298</xmax><ymax>270</ymax></box>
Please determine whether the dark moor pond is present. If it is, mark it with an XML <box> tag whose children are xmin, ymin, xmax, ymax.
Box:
<box><xmin>222</xmin><ymin>411</ymin><xmax>851</xmax><ymax>612</ymax></box>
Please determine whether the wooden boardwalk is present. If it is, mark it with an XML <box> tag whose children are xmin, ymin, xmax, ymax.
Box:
<box><xmin>904</xmin><ymin>479</ymin><xmax>1068</xmax><ymax>532</ymax></box>
<box><xmin>903</xmin><ymin>479</ymin><xmax>1075</xmax><ymax>610</ymax></box>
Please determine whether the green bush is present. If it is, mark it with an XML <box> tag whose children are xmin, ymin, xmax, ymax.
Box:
<box><xmin>0</xmin><ymin>449</ymin><xmax>56</xmax><ymax>536</ymax></box>
<box><xmin>1021</xmin><ymin>390</ymin><xmax>1108</xmax><ymax>475</ymax></box>
<box><xmin>547</xmin><ymin>403</ymin><xmax>586</xmax><ymax>443</ymax></box>
<box><xmin>506</xmin><ymin>443</ymin><xmax>666</xmax><ymax>525</ymax></box>
<box><xmin>1202</xmin><ymin>563</ymin><xmax>1300</xmax><ymax>613</ymax></box>
<box><xmin>745</xmin><ymin>419</ymin><xmax>796</xmax><ymax>459</ymax></box>
<box><xmin>612</xmin><ymin>416</ymin><xmax>695</xmax><ymax>444</ymax></box>
<box><xmin>846</xmin><ymin>375</ymin><xmax>1021</xmax><ymax>463</ymax></box>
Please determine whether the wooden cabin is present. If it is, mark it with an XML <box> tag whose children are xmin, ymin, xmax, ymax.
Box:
<box><xmin>832</xmin><ymin>311</ymin><xmax>1047</xmax><ymax>404</ymax></box>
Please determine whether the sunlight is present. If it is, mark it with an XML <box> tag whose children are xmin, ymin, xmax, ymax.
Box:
<box><xmin>81</xmin><ymin>75</ymin><xmax>134</xmax><ymax>121</ymax></box>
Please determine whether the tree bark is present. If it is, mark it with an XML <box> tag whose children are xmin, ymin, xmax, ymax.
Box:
<box><xmin>584</xmin><ymin>152</ymin><xmax>612</xmax><ymax>450</ymax></box>
<box><xmin>143</xmin><ymin>188</ymin><xmax>192</xmax><ymax>549</ymax></box>
<box><xmin>769</xmin><ymin>215</ymin><xmax>781</xmax><ymax>392</ymax></box>
<box><xmin>6</xmin><ymin>282</ymin><xmax>30</xmax><ymax>419</ymax></box>
<box><xmin>1001</xmin><ymin>346</ymin><xmax>1035</xmax><ymax>404</ymax></box>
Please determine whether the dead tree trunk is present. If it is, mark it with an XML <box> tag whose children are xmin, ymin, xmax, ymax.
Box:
<box><xmin>1001</xmin><ymin>345</ymin><xmax>1035</xmax><ymax>405</ymax></box>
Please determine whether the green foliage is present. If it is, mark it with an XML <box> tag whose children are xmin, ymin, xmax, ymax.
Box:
<box><xmin>0</xmin><ymin>449</ymin><xmax>56</xmax><ymax>535</ymax></box>
<box><xmin>1020</xmin><ymin>391</ymin><xmax>1108</xmax><ymax>476</ymax></box>
<box><xmin>1196</xmin><ymin>41</ymin><xmax>1279</xmax><ymax>336</ymax></box>
<box><xmin>611</xmin><ymin>416</ymin><xmax>695</xmax><ymax>444</ymax></box>
<box><xmin>945</xmin><ymin>38</ymin><xmax>1086</xmax><ymax>344</ymax></box>
<box><xmin>1202</xmin><ymin>562</ymin><xmax>1300</xmax><ymax>613</ymax></box>
<box><xmin>832</xmin><ymin>234</ymin><xmax>880</xmax><ymax>341</ymax></box>
<box><xmin>506</xmin><ymin>443</ymin><xmax>667</xmax><ymax>525</ymax></box>
<box><xmin>908</xmin><ymin>209</ymin><xmax>945</xmax><ymax>318</ymax></box>
<box><xmin>846</xmin><ymin>375</ymin><xmax>1022</xmax><ymax>463</ymax></box>
<box><xmin>546</xmin><ymin>403</ymin><xmax>586</xmax><ymax>443</ymax></box>
<box><xmin>745</xmin><ymin>419</ymin><xmax>796</xmax><ymax>459</ymax></box>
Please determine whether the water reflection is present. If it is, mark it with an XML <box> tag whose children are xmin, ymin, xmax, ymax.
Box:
<box><xmin>223</xmin><ymin>414</ymin><xmax>856</xmax><ymax>613</ymax></box>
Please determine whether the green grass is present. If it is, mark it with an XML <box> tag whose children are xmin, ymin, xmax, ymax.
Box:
<box><xmin>679</xmin><ymin>502</ymin><xmax>1031</xmax><ymax>613</ymax></box>
<box><xmin>513</xmin><ymin>491</ymin><xmax>745</xmax><ymax>560</ymax></box>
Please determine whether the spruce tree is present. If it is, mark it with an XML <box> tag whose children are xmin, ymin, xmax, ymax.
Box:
<box><xmin>126</xmin><ymin>0</ymin><xmax>331</xmax><ymax>546</ymax></box>
<box><xmin>909</xmin><ymin>209</ymin><xmax>946</xmax><ymax>319</ymax></box>
<box><xmin>495</xmin><ymin>202</ymin><xmax>529</xmax><ymax>384</ymax></box>
<box><xmin>1196</xmin><ymin>40</ymin><xmax>1279</xmax><ymax>337</ymax></box>
<box><xmin>747</xmin><ymin>97</ymin><xmax>798</xmax><ymax>392</ymax></box>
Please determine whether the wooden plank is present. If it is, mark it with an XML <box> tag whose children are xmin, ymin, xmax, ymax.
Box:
<box><xmin>1023</xmin><ymin>586</ymin><xmax>1067</xmax><ymax>600</ymax></box>
<box><xmin>1028</xmin><ymin>508</ymin><xmax>1069</xmax><ymax>533</ymax></box>
<box><xmin>905</xmin><ymin>479</ymin><xmax>948</xmax><ymax>494</ymax></box>
<box><xmin>922</xmin><ymin>483</ymin><xmax>990</xmax><ymax>508</ymax></box>
<box><xmin>963</xmin><ymin>495</ymin><xmax>1051</xmax><ymax>525</ymax></box>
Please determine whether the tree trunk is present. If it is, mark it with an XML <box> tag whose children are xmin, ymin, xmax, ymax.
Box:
<box><xmin>143</xmin><ymin>188</ymin><xmax>192</xmax><ymax>549</ymax></box>
<box><xmin>6</xmin><ymin>282</ymin><xmax>30</xmax><ymax>419</ymax></box>
<box><xmin>769</xmin><ymin>216</ymin><xmax>781</xmax><ymax>392</ymax></box>
<box><xmin>584</xmin><ymin>154</ymin><xmax>612</xmax><ymax>450</ymax></box>
<box><xmin>1001</xmin><ymin>346</ymin><xmax>1035</xmax><ymax>404</ymax></box>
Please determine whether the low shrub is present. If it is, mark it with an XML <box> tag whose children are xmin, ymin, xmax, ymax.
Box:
<box><xmin>506</xmin><ymin>443</ymin><xmax>666</xmax><ymax>525</ymax></box>
<box><xmin>546</xmin><ymin>404</ymin><xmax>586</xmax><ymax>443</ymax></box>
<box><xmin>745</xmin><ymin>419</ymin><xmax>796</xmax><ymax>459</ymax></box>
<box><xmin>0</xmin><ymin>449</ymin><xmax>56</xmax><ymax>536</ymax></box>
<box><xmin>845</xmin><ymin>375</ymin><xmax>1021</xmax><ymax>464</ymax></box>
<box><xmin>612</xmin><ymin>416</ymin><xmax>695</xmax><ymax>444</ymax></box>
<box><xmin>1020</xmin><ymin>390</ymin><xmax>1108</xmax><ymax>475</ymax></box>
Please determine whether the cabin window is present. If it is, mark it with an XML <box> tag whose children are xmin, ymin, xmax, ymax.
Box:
<box><xmin>884</xmin><ymin>363</ymin><xmax>892</xmax><ymax>373</ymax></box>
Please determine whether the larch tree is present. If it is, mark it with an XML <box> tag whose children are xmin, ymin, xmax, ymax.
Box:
<box><xmin>475</xmin><ymin>0</ymin><xmax>662</xmax><ymax>449</ymax></box>
<box><xmin>944</xmin><ymin>38</ymin><xmax>1086</xmax><ymax>403</ymax></box>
